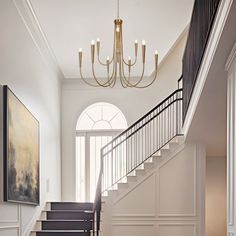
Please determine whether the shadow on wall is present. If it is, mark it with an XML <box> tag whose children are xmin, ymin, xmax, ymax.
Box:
<box><xmin>206</xmin><ymin>156</ymin><xmax>227</xmax><ymax>236</ymax></box>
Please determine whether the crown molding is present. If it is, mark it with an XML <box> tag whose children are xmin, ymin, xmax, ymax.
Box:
<box><xmin>12</xmin><ymin>0</ymin><xmax>65</xmax><ymax>80</ymax></box>
<box><xmin>61</xmin><ymin>76</ymin><xmax>153</xmax><ymax>90</ymax></box>
<box><xmin>225</xmin><ymin>43</ymin><xmax>236</xmax><ymax>71</ymax></box>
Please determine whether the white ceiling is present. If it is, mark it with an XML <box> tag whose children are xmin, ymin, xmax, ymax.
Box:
<box><xmin>29</xmin><ymin>0</ymin><xmax>194</xmax><ymax>79</ymax></box>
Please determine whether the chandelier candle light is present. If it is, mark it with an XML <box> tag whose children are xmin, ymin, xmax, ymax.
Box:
<box><xmin>78</xmin><ymin>0</ymin><xmax>159</xmax><ymax>88</ymax></box>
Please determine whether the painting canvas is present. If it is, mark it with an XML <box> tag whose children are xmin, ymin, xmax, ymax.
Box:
<box><xmin>3</xmin><ymin>86</ymin><xmax>40</xmax><ymax>205</ymax></box>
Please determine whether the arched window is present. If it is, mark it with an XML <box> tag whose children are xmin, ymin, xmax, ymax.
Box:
<box><xmin>76</xmin><ymin>102</ymin><xmax>127</xmax><ymax>130</ymax></box>
<box><xmin>76</xmin><ymin>103</ymin><xmax>127</xmax><ymax>202</ymax></box>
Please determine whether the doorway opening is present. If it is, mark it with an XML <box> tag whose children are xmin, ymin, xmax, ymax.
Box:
<box><xmin>75</xmin><ymin>102</ymin><xmax>127</xmax><ymax>202</ymax></box>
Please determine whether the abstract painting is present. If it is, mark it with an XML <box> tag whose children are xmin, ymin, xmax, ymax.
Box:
<box><xmin>3</xmin><ymin>86</ymin><xmax>40</xmax><ymax>205</ymax></box>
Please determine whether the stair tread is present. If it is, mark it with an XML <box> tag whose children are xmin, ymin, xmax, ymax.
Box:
<box><xmin>50</xmin><ymin>202</ymin><xmax>93</xmax><ymax>209</ymax></box>
<box><xmin>43</xmin><ymin>210</ymin><xmax>93</xmax><ymax>213</ymax></box>
<box><xmin>38</xmin><ymin>219</ymin><xmax>93</xmax><ymax>222</ymax></box>
<box><xmin>49</xmin><ymin>202</ymin><xmax>93</xmax><ymax>204</ymax></box>
<box><xmin>33</xmin><ymin>230</ymin><xmax>93</xmax><ymax>232</ymax></box>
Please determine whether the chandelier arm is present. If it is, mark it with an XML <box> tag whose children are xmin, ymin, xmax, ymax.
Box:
<box><xmin>121</xmin><ymin>63</ymin><xmax>145</xmax><ymax>87</ymax></box>
<box><xmin>97</xmin><ymin>55</ymin><xmax>114</xmax><ymax>66</ymax></box>
<box><xmin>118</xmin><ymin>28</ymin><xmax>131</xmax><ymax>88</ymax></box>
<box><xmin>105</xmin><ymin>55</ymin><xmax>117</xmax><ymax>85</ymax></box>
<box><xmin>108</xmin><ymin>63</ymin><xmax>117</xmax><ymax>88</ymax></box>
<box><xmin>118</xmin><ymin>25</ymin><xmax>145</xmax><ymax>88</ymax></box>
<box><xmin>109</xmin><ymin>73</ymin><xmax>117</xmax><ymax>88</ymax></box>
<box><xmin>107</xmin><ymin>59</ymin><xmax>116</xmax><ymax>83</ymax></box>
<box><xmin>120</xmin><ymin>26</ymin><xmax>137</xmax><ymax>67</ymax></box>
<box><xmin>120</xmin><ymin>45</ymin><xmax>146</xmax><ymax>87</ymax></box>
<box><xmin>119</xmin><ymin>62</ymin><xmax>134</xmax><ymax>87</ymax></box>
<box><xmin>135</xmin><ymin>69</ymin><xmax>158</xmax><ymax>88</ymax></box>
<box><xmin>119</xmin><ymin>63</ymin><xmax>128</xmax><ymax>88</ymax></box>
<box><xmin>112</xmin><ymin>76</ymin><xmax>117</xmax><ymax>87</ymax></box>
<box><xmin>120</xmin><ymin>79</ymin><xmax>127</xmax><ymax>88</ymax></box>
<box><xmin>107</xmin><ymin>72</ymin><xmax>116</xmax><ymax>87</ymax></box>
<box><xmin>122</xmin><ymin>57</ymin><xmax>137</xmax><ymax>67</ymax></box>
<box><xmin>79</xmin><ymin>68</ymin><xmax>100</xmax><ymax>87</ymax></box>
<box><xmin>92</xmin><ymin>65</ymin><xmax>113</xmax><ymax>87</ymax></box>
<box><xmin>92</xmin><ymin>63</ymin><xmax>115</xmax><ymax>87</ymax></box>
<box><xmin>97</xmin><ymin>25</ymin><xmax>116</xmax><ymax>66</ymax></box>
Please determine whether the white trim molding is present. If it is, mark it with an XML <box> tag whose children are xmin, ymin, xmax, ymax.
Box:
<box><xmin>226</xmin><ymin>43</ymin><xmax>236</xmax><ymax>71</ymax></box>
<box><xmin>157</xmin><ymin>223</ymin><xmax>197</xmax><ymax>236</ymax></box>
<box><xmin>12</xmin><ymin>0</ymin><xmax>64</xmax><ymax>80</ymax></box>
<box><xmin>226</xmin><ymin>42</ymin><xmax>236</xmax><ymax>235</ymax></box>
<box><xmin>157</xmin><ymin>146</ymin><xmax>197</xmax><ymax>218</ymax></box>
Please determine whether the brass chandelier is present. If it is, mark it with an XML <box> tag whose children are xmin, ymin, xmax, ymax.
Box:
<box><xmin>78</xmin><ymin>0</ymin><xmax>158</xmax><ymax>88</ymax></box>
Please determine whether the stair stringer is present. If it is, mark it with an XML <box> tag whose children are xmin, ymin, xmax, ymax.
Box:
<box><xmin>101</xmin><ymin>142</ymin><xmax>205</xmax><ymax>236</ymax></box>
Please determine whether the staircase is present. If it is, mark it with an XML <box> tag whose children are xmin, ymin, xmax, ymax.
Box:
<box><xmin>31</xmin><ymin>202</ymin><xmax>94</xmax><ymax>236</ymax></box>
<box><xmin>93</xmin><ymin>88</ymin><xmax>183</xmax><ymax>235</ymax></box>
<box><xmin>31</xmin><ymin>88</ymin><xmax>183</xmax><ymax>236</ymax></box>
<box><xmin>102</xmin><ymin>136</ymin><xmax>184</xmax><ymax>201</ymax></box>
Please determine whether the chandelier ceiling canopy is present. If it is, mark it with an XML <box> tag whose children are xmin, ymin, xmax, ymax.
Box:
<box><xmin>78</xmin><ymin>0</ymin><xmax>158</xmax><ymax>88</ymax></box>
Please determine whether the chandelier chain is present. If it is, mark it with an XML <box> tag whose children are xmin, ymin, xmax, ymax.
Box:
<box><xmin>117</xmin><ymin>0</ymin><xmax>120</xmax><ymax>19</ymax></box>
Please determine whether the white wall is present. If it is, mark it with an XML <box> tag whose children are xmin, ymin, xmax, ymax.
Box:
<box><xmin>61</xmin><ymin>31</ymin><xmax>187</xmax><ymax>201</ymax></box>
<box><xmin>206</xmin><ymin>156</ymin><xmax>226</xmax><ymax>236</ymax></box>
<box><xmin>0</xmin><ymin>0</ymin><xmax>61</xmax><ymax>235</ymax></box>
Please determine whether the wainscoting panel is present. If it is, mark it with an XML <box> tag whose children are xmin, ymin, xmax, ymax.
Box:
<box><xmin>0</xmin><ymin>203</ymin><xmax>20</xmax><ymax>236</ymax></box>
<box><xmin>0</xmin><ymin>226</ymin><xmax>19</xmax><ymax>236</ymax></box>
<box><xmin>0</xmin><ymin>203</ymin><xmax>19</xmax><ymax>223</ymax></box>
<box><xmin>101</xmin><ymin>143</ymin><xmax>205</xmax><ymax>236</ymax></box>
<box><xmin>158</xmin><ymin>145</ymin><xmax>196</xmax><ymax>217</ymax></box>
<box><xmin>158</xmin><ymin>223</ymin><xmax>196</xmax><ymax>236</ymax></box>
<box><xmin>113</xmin><ymin>174</ymin><xmax>156</xmax><ymax>217</ymax></box>
<box><xmin>112</xmin><ymin>224</ymin><xmax>155</xmax><ymax>236</ymax></box>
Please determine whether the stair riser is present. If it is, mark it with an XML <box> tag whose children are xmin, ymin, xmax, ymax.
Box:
<box><xmin>135</xmin><ymin>170</ymin><xmax>145</xmax><ymax>176</ymax></box>
<box><xmin>144</xmin><ymin>163</ymin><xmax>154</xmax><ymax>170</ymax></box>
<box><xmin>47</xmin><ymin>212</ymin><xmax>93</xmax><ymax>220</ymax></box>
<box><xmin>108</xmin><ymin>191</ymin><xmax>118</xmax><ymax>198</ymax></box>
<box><xmin>127</xmin><ymin>176</ymin><xmax>137</xmax><ymax>182</ymax></box>
<box><xmin>169</xmin><ymin>142</ymin><xmax>179</xmax><ymax>149</ymax></box>
<box><xmin>118</xmin><ymin>184</ymin><xmax>128</xmax><ymax>193</ymax></box>
<box><xmin>161</xmin><ymin>149</ymin><xmax>170</xmax><ymax>156</ymax></box>
<box><xmin>51</xmin><ymin>203</ymin><xmax>93</xmax><ymax>211</ymax></box>
<box><xmin>42</xmin><ymin>221</ymin><xmax>93</xmax><ymax>230</ymax></box>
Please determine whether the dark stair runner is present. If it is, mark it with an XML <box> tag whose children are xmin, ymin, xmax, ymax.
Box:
<box><xmin>36</xmin><ymin>202</ymin><xmax>94</xmax><ymax>236</ymax></box>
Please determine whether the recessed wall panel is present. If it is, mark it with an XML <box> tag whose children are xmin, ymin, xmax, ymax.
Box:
<box><xmin>112</xmin><ymin>224</ymin><xmax>155</xmax><ymax>236</ymax></box>
<box><xmin>113</xmin><ymin>174</ymin><xmax>156</xmax><ymax>216</ymax></box>
<box><xmin>158</xmin><ymin>146</ymin><xmax>196</xmax><ymax>216</ymax></box>
<box><xmin>159</xmin><ymin>224</ymin><xmax>196</xmax><ymax>236</ymax></box>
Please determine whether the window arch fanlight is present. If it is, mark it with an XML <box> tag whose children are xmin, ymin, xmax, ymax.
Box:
<box><xmin>76</xmin><ymin>102</ymin><xmax>127</xmax><ymax>131</ymax></box>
